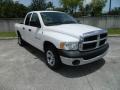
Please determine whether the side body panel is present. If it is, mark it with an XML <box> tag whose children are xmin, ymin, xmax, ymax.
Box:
<box><xmin>35</xmin><ymin>29</ymin><xmax>79</xmax><ymax>52</ymax></box>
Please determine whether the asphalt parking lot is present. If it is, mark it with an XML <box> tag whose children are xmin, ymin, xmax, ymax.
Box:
<box><xmin>0</xmin><ymin>37</ymin><xmax>120</xmax><ymax>90</ymax></box>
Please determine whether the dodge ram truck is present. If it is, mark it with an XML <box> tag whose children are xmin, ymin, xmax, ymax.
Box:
<box><xmin>15</xmin><ymin>11</ymin><xmax>109</xmax><ymax>69</ymax></box>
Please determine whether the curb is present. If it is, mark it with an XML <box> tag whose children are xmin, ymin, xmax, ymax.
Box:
<box><xmin>0</xmin><ymin>35</ymin><xmax>120</xmax><ymax>40</ymax></box>
<box><xmin>0</xmin><ymin>37</ymin><xmax>17</xmax><ymax>40</ymax></box>
<box><xmin>108</xmin><ymin>35</ymin><xmax>120</xmax><ymax>37</ymax></box>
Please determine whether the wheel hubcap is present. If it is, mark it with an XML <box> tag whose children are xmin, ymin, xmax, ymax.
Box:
<box><xmin>46</xmin><ymin>50</ymin><xmax>55</xmax><ymax>66</ymax></box>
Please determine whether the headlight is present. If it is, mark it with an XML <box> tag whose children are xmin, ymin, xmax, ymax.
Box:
<box><xmin>60</xmin><ymin>42</ymin><xmax>78</xmax><ymax>50</ymax></box>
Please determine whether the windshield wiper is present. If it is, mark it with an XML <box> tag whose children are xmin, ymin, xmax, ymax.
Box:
<box><xmin>46</xmin><ymin>22</ymin><xmax>63</xmax><ymax>26</ymax></box>
<box><xmin>62</xmin><ymin>21</ymin><xmax>77</xmax><ymax>24</ymax></box>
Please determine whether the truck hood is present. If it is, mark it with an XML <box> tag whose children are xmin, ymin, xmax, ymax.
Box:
<box><xmin>46</xmin><ymin>24</ymin><xmax>105</xmax><ymax>38</ymax></box>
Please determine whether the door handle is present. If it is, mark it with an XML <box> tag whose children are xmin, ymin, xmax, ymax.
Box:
<box><xmin>28</xmin><ymin>29</ymin><xmax>31</xmax><ymax>32</ymax></box>
<box><xmin>23</xmin><ymin>27</ymin><xmax>25</xmax><ymax>30</ymax></box>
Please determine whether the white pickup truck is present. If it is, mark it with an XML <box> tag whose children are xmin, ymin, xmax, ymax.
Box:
<box><xmin>15</xmin><ymin>11</ymin><xmax>109</xmax><ymax>69</ymax></box>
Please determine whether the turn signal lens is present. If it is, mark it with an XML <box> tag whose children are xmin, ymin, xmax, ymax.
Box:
<box><xmin>60</xmin><ymin>42</ymin><xmax>64</xmax><ymax>49</ymax></box>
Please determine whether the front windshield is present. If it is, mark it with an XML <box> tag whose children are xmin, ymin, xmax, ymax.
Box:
<box><xmin>40</xmin><ymin>12</ymin><xmax>77</xmax><ymax>26</ymax></box>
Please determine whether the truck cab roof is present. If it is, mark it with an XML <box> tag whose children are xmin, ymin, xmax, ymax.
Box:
<box><xmin>28</xmin><ymin>11</ymin><xmax>62</xmax><ymax>14</ymax></box>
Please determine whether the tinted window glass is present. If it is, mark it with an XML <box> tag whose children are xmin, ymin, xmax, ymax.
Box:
<box><xmin>41</xmin><ymin>12</ymin><xmax>77</xmax><ymax>26</ymax></box>
<box><xmin>30</xmin><ymin>13</ymin><xmax>41</xmax><ymax>27</ymax></box>
<box><xmin>25</xmin><ymin>13</ymin><xmax>32</xmax><ymax>25</ymax></box>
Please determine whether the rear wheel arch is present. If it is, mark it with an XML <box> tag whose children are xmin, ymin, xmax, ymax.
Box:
<box><xmin>17</xmin><ymin>30</ymin><xmax>25</xmax><ymax>46</ymax></box>
<box><xmin>17</xmin><ymin>31</ymin><xmax>21</xmax><ymax>36</ymax></box>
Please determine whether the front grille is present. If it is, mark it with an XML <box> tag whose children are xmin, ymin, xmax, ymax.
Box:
<box><xmin>80</xmin><ymin>32</ymin><xmax>107</xmax><ymax>51</ymax></box>
<box><xmin>82</xmin><ymin>44</ymin><xmax>108</xmax><ymax>60</ymax></box>
<box><xmin>84</xmin><ymin>35</ymin><xmax>97</xmax><ymax>41</ymax></box>
<box><xmin>100</xmin><ymin>33</ymin><xmax>107</xmax><ymax>39</ymax></box>
<box><xmin>99</xmin><ymin>39</ymin><xmax>106</xmax><ymax>46</ymax></box>
<box><xmin>83</xmin><ymin>42</ymin><xmax>97</xmax><ymax>50</ymax></box>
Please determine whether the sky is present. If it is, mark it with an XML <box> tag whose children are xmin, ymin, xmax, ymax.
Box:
<box><xmin>18</xmin><ymin>0</ymin><xmax>120</xmax><ymax>12</ymax></box>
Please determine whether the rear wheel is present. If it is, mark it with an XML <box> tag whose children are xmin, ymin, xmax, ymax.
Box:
<box><xmin>17</xmin><ymin>33</ymin><xmax>25</xmax><ymax>46</ymax></box>
<box><xmin>45</xmin><ymin>46</ymin><xmax>62</xmax><ymax>70</ymax></box>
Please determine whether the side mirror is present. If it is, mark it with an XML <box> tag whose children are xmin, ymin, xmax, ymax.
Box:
<box><xmin>30</xmin><ymin>21</ymin><xmax>41</xmax><ymax>28</ymax></box>
<box><xmin>20</xmin><ymin>23</ymin><xmax>23</xmax><ymax>24</ymax></box>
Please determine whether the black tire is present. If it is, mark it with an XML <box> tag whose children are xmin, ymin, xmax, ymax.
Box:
<box><xmin>17</xmin><ymin>33</ymin><xmax>25</xmax><ymax>46</ymax></box>
<box><xmin>45</xmin><ymin>46</ymin><xmax>62</xmax><ymax>70</ymax></box>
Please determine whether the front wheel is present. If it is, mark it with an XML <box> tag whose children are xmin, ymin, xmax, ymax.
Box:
<box><xmin>45</xmin><ymin>47</ymin><xmax>62</xmax><ymax>70</ymax></box>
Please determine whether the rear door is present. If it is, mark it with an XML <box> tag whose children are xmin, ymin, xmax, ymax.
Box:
<box><xmin>23</xmin><ymin>13</ymin><xmax>32</xmax><ymax>42</ymax></box>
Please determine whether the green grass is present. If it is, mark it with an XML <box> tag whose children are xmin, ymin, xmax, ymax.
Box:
<box><xmin>108</xmin><ymin>28</ymin><xmax>120</xmax><ymax>35</ymax></box>
<box><xmin>0</xmin><ymin>32</ymin><xmax>16</xmax><ymax>37</ymax></box>
<box><xmin>0</xmin><ymin>28</ymin><xmax>120</xmax><ymax>37</ymax></box>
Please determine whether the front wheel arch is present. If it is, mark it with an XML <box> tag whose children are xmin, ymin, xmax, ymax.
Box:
<box><xmin>43</xmin><ymin>41</ymin><xmax>57</xmax><ymax>52</ymax></box>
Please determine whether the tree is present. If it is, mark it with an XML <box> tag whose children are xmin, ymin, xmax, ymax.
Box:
<box><xmin>59</xmin><ymin>0</ymin><xmax>83</xmax><ymax>15</ymax></box>
<box><xmin>79</xmin><ymin>0</ymin><xmax>84</xmax><ymax>15</ymax></box>
<box><xmin>109</xmin><ymin>0</ymin><xmax>111</xmax><ymax>13</ymax></box>
<box><xmin>29</xmin><ymin>0</ymin><xmax>46</xmax><ymax>11</ymax></box>
<box><xmin>46</xmin><ymin>1</ymin><xmax>54</xmax><ymax>9</ymax></box>
<box><xmin>91</xmin><ymin>0</ymin><xmax>107</xmax><ymax>16</ymax></box>
<box><xmin>109</xmin><ymin>7</ymin><xmax>120</xmax><ymax>15</ymax></box>
<box><xmin>83</xmin><ymin>4</ymin><xmax>92</xmax><ymax>16</ymax></box>
<box><xmin>0</xmin><ymin>0</ymin><xmax>28</xmax><ymax>18</ymax></box>
<box><xmin>13</xmin><ymin>3</ymin><xmax>28</xmax><ymax>18</ymax></box>
<box><xmin>54</xmin><ymin>7</ymin><xmax>65</xmax><ymax>12</ymax></box>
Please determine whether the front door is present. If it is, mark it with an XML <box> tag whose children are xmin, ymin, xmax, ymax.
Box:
<box><xmin>28</xmin><ymin>13</ymin><xmax>42</xmax><ymax>48</ymax></box>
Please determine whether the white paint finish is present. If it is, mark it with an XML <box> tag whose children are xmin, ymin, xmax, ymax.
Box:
<box><xmin>15</xmin><ymin>11</ymin><xmax>108</xmax><ymax>66</ymax></box>
<box><xmin>46</xmin><ymin>24</ymin><xmax>103</xmax><ymax>38</ymax></box>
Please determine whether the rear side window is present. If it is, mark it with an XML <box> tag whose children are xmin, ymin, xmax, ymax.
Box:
<box><xmin>25</xmin><ymin>13</ymin><xmax>32</xmax><ymax>25</ymax></box>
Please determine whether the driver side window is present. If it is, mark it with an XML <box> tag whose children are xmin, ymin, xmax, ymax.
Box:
<box><xmin>30</xmin><ymin>13</ymin><xmax>41</xmax><ymax>28</ymax></box>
